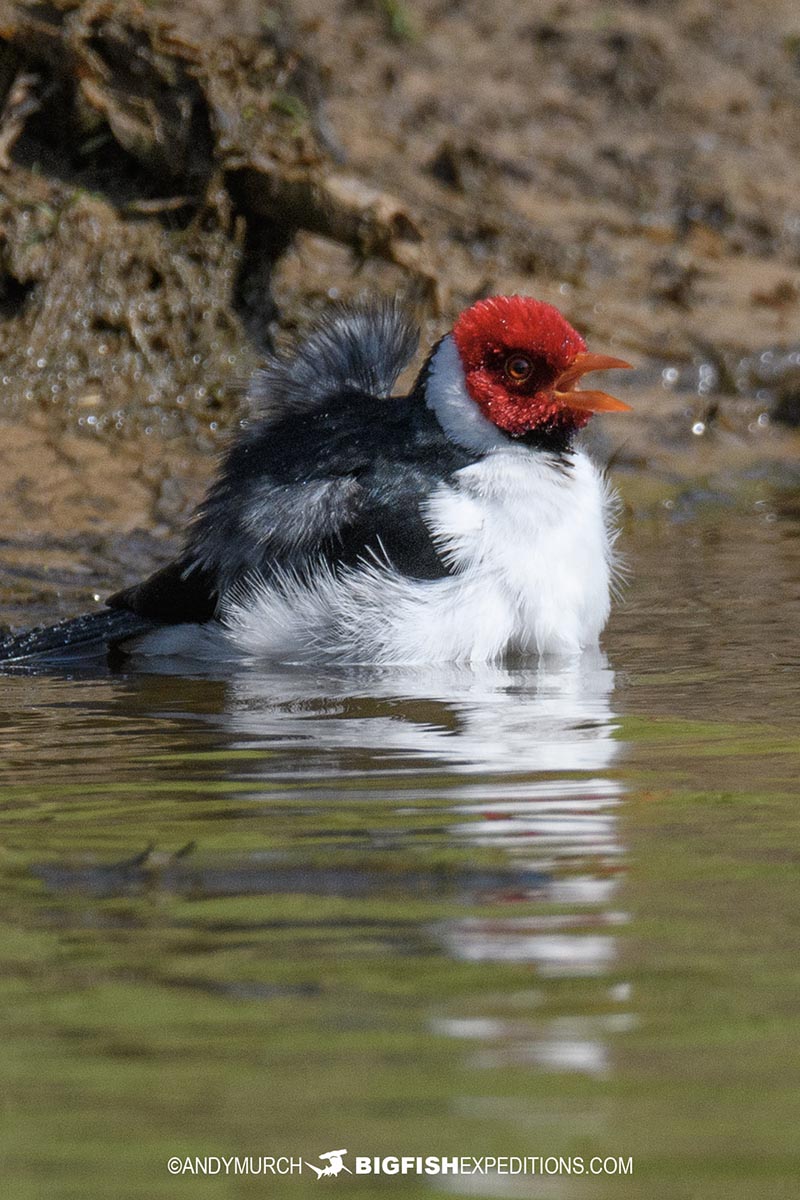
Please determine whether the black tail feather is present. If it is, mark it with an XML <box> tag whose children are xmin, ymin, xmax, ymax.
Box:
<box><xmin>0</xmin><ymin>608</ymin><xmax>157</xmax><ymax>665</ymax></box>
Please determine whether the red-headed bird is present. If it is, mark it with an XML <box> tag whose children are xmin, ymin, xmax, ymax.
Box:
<box><xmin>0</xmin><ymin>295</ymin><xmax>631</xmax><ymax>666</ymax></box>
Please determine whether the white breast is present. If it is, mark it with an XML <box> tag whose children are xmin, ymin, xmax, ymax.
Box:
<box><xmin>204</xmin><ymin>444</ymin><xmax>617</xmax><ymax>665</ymax></box>
<box><xmin>427</xmin><ymin>445</ymin><xmax>615</xmax><ymax>654</ymax></box>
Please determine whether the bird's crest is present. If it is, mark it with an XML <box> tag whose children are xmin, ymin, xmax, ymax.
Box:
<box><xmin>249</xmin><ymin>300</ymin><xmax>419</xmax><ymax>419</ymax></box>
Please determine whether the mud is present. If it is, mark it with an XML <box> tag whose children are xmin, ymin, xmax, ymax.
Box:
<box><xmin>0</xmin><ymin>0</ymin><xmax>799</xmax><ymax>624</ymax></box>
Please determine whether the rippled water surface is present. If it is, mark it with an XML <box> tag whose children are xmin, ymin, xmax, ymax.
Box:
<box><xmin>3</xmin><ymin>498</ymin><xmax>800</xmax><ymax>1199</ymax></box>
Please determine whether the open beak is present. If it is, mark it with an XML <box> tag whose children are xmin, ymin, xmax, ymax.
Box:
<box><xmin>555</xmin><ymin>352</ymin><xmax>633</xmax><ymax>413</ymax></box>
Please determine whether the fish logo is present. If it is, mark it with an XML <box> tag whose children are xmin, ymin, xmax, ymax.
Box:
<box><xmin>305</xmin><ymin>1149</ymin><xmax>352</xmax><ymax>1180</ymax></box>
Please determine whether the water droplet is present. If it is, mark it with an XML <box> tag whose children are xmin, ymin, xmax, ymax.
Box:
<box><xmin>691</xmin><ymin>421</ymin><xmax>706</xmax><ymax>436</ymax></box>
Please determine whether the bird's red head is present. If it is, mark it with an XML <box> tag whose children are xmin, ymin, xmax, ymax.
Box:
<box><xmin>452</xmin><ymin>295</ymin><xmax>631</xmax><ymax>438</ymax></box>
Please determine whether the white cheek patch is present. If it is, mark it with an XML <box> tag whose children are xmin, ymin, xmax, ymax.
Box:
<box><xmin>425</xmin><ymin>335</ymin><xmax>509</xmax><ymax>452</ymax></box>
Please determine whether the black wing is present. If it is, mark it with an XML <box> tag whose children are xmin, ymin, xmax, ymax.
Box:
<box><xmin>111</xmin><ymin>310</ymin><xmax>473</xmax><ymax>625</ymax></box>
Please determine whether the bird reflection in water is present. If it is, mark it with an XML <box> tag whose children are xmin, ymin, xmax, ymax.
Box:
<box><xmin>218</xmin><ymin>652</ymin><xmax>631</xmax><ymax>1083</ymax></box>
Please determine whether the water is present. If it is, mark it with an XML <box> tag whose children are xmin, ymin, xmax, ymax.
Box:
<box><xmin>2</xmin><ymin>498</ymin><xmax>799</xmax><ymax>1199</ymax></box>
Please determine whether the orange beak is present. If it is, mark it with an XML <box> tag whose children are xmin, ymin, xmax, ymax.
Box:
<box><xmin>554</xmin><ymin>352</ymin><xmax>633</xmax><ymax>413</ymax></box>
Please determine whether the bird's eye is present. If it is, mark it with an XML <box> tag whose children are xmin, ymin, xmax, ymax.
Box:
<box><xmin>504</xmin><ymin>354</ymin><xmax>533</xmax><ymax>382</ymax></box>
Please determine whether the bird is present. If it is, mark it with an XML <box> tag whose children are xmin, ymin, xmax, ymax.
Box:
<box><xmin>0</xmin><ymin>294</ymin><xmax>632</xmax><ymax>666</ymax></box>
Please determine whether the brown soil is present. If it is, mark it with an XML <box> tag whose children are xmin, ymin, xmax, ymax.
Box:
<box><xmin>1</xmin><ymin>0</ymin><xmax>799</xmax><ymax>625</ymax></box>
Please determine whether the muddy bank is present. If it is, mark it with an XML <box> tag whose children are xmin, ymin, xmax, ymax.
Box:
<box><xmin>0</xmin><ymin>0</ymin><xmax>426</xmax><ymax>432</ymax></box>
<box><xmin>0</xmin><ymin>0</ymin><xmax>799</xmax><ymax>624</ymax></box>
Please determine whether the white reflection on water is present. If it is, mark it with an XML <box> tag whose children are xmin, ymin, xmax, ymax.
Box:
<box><xmin>441</xmin><ymin>927</ymin><xmax>619</xmax><ymax>974</ymax></box>
<box><xmin>172</xmin><ymin>648</ymin><xmax>631</xmax><ymax>1159</ymax></box>
<box><xmin>223</xmin><ymin>649</ymin><xmax>620</xmax><ymax>774</ymax></box>
<box><xmin>221</xmin><ymin>648</ymin><xmax>628</xmax><ymax>993</ymax></box>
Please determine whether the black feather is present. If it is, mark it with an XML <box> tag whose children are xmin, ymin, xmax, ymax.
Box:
<box><xmin>249</xmin><ymin>299</ymin><xmax>419</xmax><ymax>421</ymax></box>
<box><xmin>108</xmin><ymin>558</ymin><xmax>219</xmax><ymax>624</ymax></box>
<box><xmin>0</xmin><ymin>608</ymin><xmax>156</xmax><ymax>664</ymax></box>
<box><xmin>119</xmin><ymin>310</ymin><xmax>474</xmax><ymax>624</ymax></box>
